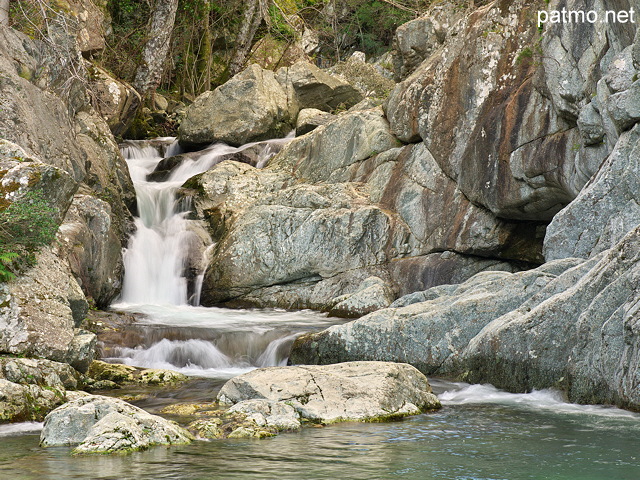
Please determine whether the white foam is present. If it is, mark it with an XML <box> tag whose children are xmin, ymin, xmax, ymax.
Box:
<box><xmin>0</xmin><ymin>422</ymin><xmax>43</xmax><ymax>437</ymax></box>
<box><xmin>438</xmin><ymin>382</ymin><xmax>640</xmax><ymax>419</ymax></box>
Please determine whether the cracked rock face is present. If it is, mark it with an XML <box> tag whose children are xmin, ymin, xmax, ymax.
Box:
<box><xmin>217</xmin><ymin>361</ymin><xmax>441</xmax><ymax>424</ymax></box>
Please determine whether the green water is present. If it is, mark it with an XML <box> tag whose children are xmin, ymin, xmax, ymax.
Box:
<box><xmin>2</xmin><ymin>381</ymin><xmax>638</xmax><ymax>480</ymax></box>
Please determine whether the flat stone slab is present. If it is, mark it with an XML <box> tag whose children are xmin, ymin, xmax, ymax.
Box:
<box><xmin>217</xmin><ymin>361</ymin><xmax>441</xmax><ymax>424</ymax></box>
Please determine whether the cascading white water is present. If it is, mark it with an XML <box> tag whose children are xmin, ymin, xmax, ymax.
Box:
<box><xmin>109</xmin><ymin>135</ymin><xmax>334</xmax><ymax>379</ymax></box>
<box><xmin>118</xmin><ymin>137</ymin><xmax>291</xmax><ymax>306</ymax></box>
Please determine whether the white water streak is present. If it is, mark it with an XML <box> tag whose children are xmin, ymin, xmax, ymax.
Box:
<box><xmin>439</xmin><ymin>382</ymin><xmax>640</xmax><ymax>419</ymax></box>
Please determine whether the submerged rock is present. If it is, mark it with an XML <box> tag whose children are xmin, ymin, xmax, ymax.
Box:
<box><xmin>187</xmin><ymin>400</ymin><xmax>301</xmax><ymax>440</ymax></box>
<box><xmin>40</xmin><ymin>395</ymin><xmax>193</xmax><ymax>453</ymax></box>
<box><xmin>87</xmin><ymin>360</ymin><xmax>188</xmax><ymax>387</ymax></box>
<box><xmin>217</xmin><ymin>361</ymin><xmax>440</xmax><ymax>424</ymax></box>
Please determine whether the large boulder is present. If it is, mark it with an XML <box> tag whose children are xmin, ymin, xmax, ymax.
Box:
<box><xmin>384</xmin><ymin>0</ymin><xmax>625</xmax><ymax>221</ymax></box>
<box><xmin>56</xmin><ymin>195</ymin><xmax>125</xmax><ymax>307</ymax></box>
<box><xmin>0</xmin><ymin>248</ymin><xmax>95</xmax><ymax>371</ymax></box>
<box><xmin>0</xmin><ymin>379</ymin><xmax>64</xmax><ymax>423</ymax></box>
<box><xmin>275</xmin><ymin>61</ymin><xmax>362</xmax><ymax>111</ymax></box>
<box><xmin>217</xmin><ymin>361</ymin><xmax>441</xmax><ymax>423</ymax></box>
<box><xmin>86</xmin><ymin>62</ymin><xmax>141</xmax><ymax>137</ymax></box>
<box><xmin>291</xmin><ymin>221</ymin><xmax>640</xmax><ymax>410</ymax></box>
<box><xmin>544</xmin><ymin>124</ymin><xmax>640</xmax><ymax>260</ymax></box>
<box><xmin>271</xmin><ymin>107</ymin><xmax>399</xmax><ymax>181</ymax></box>
<box><xmin>178</xmin><ymin>64</ymin><xmax>299</xmax><ymax>147</ymax></box>
<box><xmin>199</xmin><ymin>180</ymin><xmax>408</xmax><ymax>305</ymax></box>
<box><xmin>40</xmin><ymin>395</ymin><xmax>193</xmax><ymax>453</ymax></box>
<box><xmin>290</xmin><ymin>257</ymin><xmax>586</xmax><ymax>373</ymax></box>
<box><xmin>0</xmin><ymin>357</ymin><xmax>87</xmax><ymax>423</ymax></box>
<box><xmin>0</xmin><ymin>357</ymin><xmax>79</xmax><ymax>390</ymax></box>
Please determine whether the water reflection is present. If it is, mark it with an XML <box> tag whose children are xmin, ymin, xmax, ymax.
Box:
<box><xmin>3</xmin><ymin>381</ymin><xmax>640</xmax><ymax>480</ymax></box>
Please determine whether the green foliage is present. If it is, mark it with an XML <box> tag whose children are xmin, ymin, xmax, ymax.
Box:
<box><xmin>100</xmin><ymin>0</ymin><xmax>151</xmax><ymax>82</ymax></box>
<box><xmin>0</xmin><ymin>190</ymin><xmax>58</xmax><ymax>248</ymax></box>
<box><xmin>0</xmin><ymin>190</ymin><xmax>59</xmax><ymax>282</ymax></box>
<box><xmin>267</xmin><ymin>4</ymin><xmax>296</xmax><ymax>41</ymax></box>
<box><xmin>0</xmin><ymin>251</ymin><xmax>19</xmax><ymax>282</ymax></box>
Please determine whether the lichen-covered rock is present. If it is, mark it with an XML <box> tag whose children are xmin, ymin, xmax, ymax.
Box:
<box><xmin>0</xmin><ymin>357</ymin><xmax>79</xmax><ymax>390</ymax></box>
<box><xmin>295</xmin><ymin>108</ymin><xmax>334</xmax><ymax>135</ymax></box>
<box><xmin>227</xmin><ymin>399</ymin><xmax>301</xmax><ymax>431</ymax></box>
<box><xmin>544</xmin><ymin>124</ymin><xmax>640</xmax><ymax>261</ymax></box>
<box><xmin>187</xmin><ymin>418</ymin><xmax>224</xmax><ymax>439</ymax></box>
<box><xmin>327</xmin><ymin>276</ymin><xmax>395</xmax><ymax>318</ymax></box>
<box><xmin>86</xmin><ymin>62</ymin><xmax>141</xmax><ymax>137</ymax></box>
<box><xmin>179</xmin><ymin>64</ymin><xmax>298</xmax><ymax>147</ymax></box>
<box><xmin>275</xmin><ymin>61</ymin><xmax>362</xmax><ymax>111</ymax></box>
<box><xmin>40</xmin><ymin>395</ymin><xmax>193</xmax><ymax>453</ymax></box>
<box><xmin>0</xmin><ymin>379</ymin><xmax>65</xmax><ymax>423</ymax></box>
<box><xmin>87</xmin><ymin>360</ymin><xmax>188</xmax><ymax>386</ymax></box>
<box><xmin>0</xmin><ymin>248</ymin><xmax>95</xmax><ymax>369</ymax></box>
<box><xmin>0</xmin><ymin>140</ymin><xmax>77</xmax><ymax>222</ymax></box>
<box><xmin>88</xmin><ymin>360</ymin><xmax>136</xmax><ymax>384</ymax></box>
<box><xmin>217</xmin><ymin>361</ymin><xmax>440</xmax><ymax>424</ymax></box>
<box><xmin>137</xmin><ymin>368</ymin><xmax>187</xmax><ymax>385</ymax></box>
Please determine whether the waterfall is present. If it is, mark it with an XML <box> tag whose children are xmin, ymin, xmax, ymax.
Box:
<box><xmin>109</xmin><ymin>135</ymin><xmax>337</xmax><ymax>379</ymax></box>
<box><xmin>117</xmin><ymin>136</ymin><xmax>291</xmax><ymax>306</ymax></box>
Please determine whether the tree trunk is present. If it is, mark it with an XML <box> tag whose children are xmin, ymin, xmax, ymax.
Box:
<box><xmin>228</xmin><ymin>0</ymin><xmax>265</xmax><ymax>76</ymax></box>
<box><xmin>0</xmin><ymin>0</ymin><xmax>10</xmax><ymax>26</ymax></box>
<box><xmin>133</xmin><ymin>0</ymin><xmax>179</xmax><ymax>99</ymax></box>
<box><xmin>196</xmin><ymin>2</ymin><xmax>212</xmax><ymax>93</ymax></box>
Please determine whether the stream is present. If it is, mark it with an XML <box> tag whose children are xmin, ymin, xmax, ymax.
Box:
<box><xmin>1</xmin><ymin>139</ymin><xmax>639</xmax><ymax>479</ymax></box>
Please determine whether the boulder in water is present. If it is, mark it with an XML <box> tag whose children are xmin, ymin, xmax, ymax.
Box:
<box><xmin>217</xmin><ymin>361</ymin><xmax>441</xmax><ymax>424</ymax></box>
<box><xmin>40</xmin><ymin>395</ymin><xmax>193</xmax><ymax>453</ymax></box>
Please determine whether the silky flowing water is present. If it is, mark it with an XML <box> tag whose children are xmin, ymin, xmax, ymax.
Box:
<box><xmin>2</xmin><ymin>139</ymin><xmax>639</xmax><ymax>479</ymax></box>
